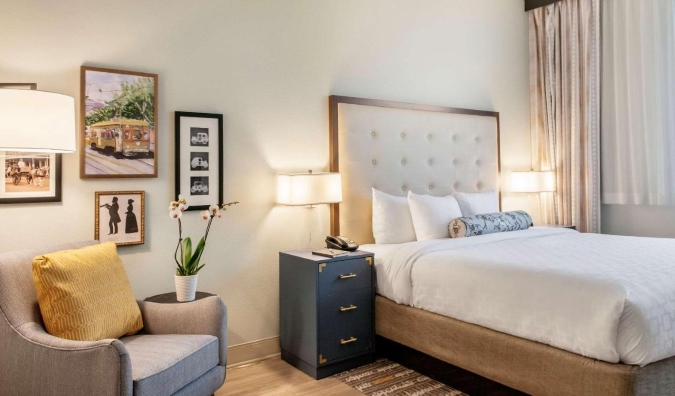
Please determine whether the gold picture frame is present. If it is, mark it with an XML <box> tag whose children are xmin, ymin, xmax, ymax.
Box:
<box><xmin>95</xmin><ymin>191</ymin><xmax>145</xmax><ymax>246</ymax></box>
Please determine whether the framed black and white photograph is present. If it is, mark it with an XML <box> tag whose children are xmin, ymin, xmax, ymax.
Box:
<box><xmin>190</xmin><ymin>127</ymin><xmax>209</xmax><ymax>146</ymax></box>
<box><xmin>95</xmin><ymin>190</ymin><xmax>145</xmax><ymax>246</ymax></box>
<box><xmin>190</xmin><ymin>176</ymin><xmax>210</xmax><ymax>195</ymax></box>
<box><xmin>190</xmin><ymin>152</ymin><xmax>209</xmax><ymax>171</ymax></box>
<box><xmin>0</xmin><ymin>152</ymin><xmax>62</xmax><ymax>204</ymax></box>
<box><xmin>175</xmin><ymin>112</ymin><xmax>223</xmax><ymax>210</ymax></box>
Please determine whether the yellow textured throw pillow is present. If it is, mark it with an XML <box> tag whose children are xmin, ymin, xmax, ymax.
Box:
<box><xmin>32</xmin><ymin>242</ymin><xmax>143</xmax><ymax>341</ymax></box>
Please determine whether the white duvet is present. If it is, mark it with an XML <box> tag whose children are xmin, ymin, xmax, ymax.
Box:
<box><xmin>362</xmin><ymin>228</ymin><xmax>675</xmax><ymax>366</ymax></box>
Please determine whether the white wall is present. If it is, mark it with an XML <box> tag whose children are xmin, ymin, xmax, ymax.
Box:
<box><xmin>0</xmin><ymin>0</ymin><xmax>532</xmax><ymax>348</ymax></box>
<box><xmin>603</xmin><ymin>205</ymin><xmax>675</xmax><ymax>238</ymax></box>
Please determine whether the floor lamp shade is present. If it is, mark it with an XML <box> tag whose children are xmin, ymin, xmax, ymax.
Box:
<box><xmin>511</xmin><ymin>171</ymin><xmax>556</xmax><ymax>193</ymax></box>
<box><xmin>0</xmin><ymin>89</ymin><xmax>76</xmax><ymax>153</ymax></box>
<box><xmin>277</xmin><ymin>172</ymin><xmax>342</xmax><ymax>206</ymax></box>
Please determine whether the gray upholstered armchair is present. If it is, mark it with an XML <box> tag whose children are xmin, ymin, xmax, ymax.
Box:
<box><xmin>0</xmin><ymin>241</ymin><xmax>227</xmax><ymax>396</ymax></box>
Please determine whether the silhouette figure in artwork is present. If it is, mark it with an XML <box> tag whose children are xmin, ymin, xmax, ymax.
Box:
<box><xmin>100</xmin><ymin>197</ymin><xmax>121</xmax><ymax>235</ymax></box>
<box><xmin>125</xmin><ymin>199</ymin><xmax>139</xmax><ymax>234</ymax></box>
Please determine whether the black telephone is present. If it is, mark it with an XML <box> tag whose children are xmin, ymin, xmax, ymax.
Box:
<box><xmin>325</xmin><ymin>236</ymin><xmax>359</xmax><ymax>252</ymax></box>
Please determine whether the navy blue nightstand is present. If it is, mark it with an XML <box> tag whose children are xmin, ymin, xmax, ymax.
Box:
<box><xmin>279</xmin><ymin>250</ymin><xmax>375</xmax><ymax>379</ymax></box>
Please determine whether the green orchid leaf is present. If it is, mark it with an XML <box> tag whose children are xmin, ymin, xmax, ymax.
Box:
<box><xmin>194</xmin><ymin>237</ymin><xmax>206</xmax><ymax>266</ymax></box>
<box><xmin>176</xmin><ymin>261</ymin><xmax>186</xmax><ymax>276</ymax></box>
<box><xmin>182</xmin><ymin>237</ymin><xmax>192</xmax><ymax>267</ymax></box>
<box><xmin>185</xmin><ymin>237</ymin><xmax>206</xmax><ymax>275</ymax></box>
<box><xmin>193</xmin><ymin>263</ymin><xmax>206</xmax><ymax>274</ymax></box>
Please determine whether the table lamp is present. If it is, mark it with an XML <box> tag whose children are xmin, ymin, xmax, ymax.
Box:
<box><xmin>0</xmin><ymin>84</ymin><xmax>76</xmax><ymax>153</ymax></box>
<box><xmin>277</xmin><ymin>170</ymin><xmax>342</xmax><ymax>247</ymax></box>
<box><xmin>511</xmin><ymin>170</ymin><xmax>555</xmax><ymax>223</ymax></box>
<box><xmin>511</xmin><ymin>171</ymin><xmax>555</xmax><ymax>193</ymax></box>
<box><xmin>277</xmin><ymin>170</ymin><xmax>342</xmax><ymax>207</ymax></box>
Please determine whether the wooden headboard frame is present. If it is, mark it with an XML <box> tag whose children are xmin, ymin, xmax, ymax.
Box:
<box><xmin>328</xmin><ymin>95</ymin><xmax>500</xmax><ymax>237</ymax></box>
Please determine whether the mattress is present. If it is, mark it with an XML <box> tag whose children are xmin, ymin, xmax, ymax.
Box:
<box><xmin>360</xmin><ymin>227</ymin><xmax>675</xmax><ymax>366</ymax></box>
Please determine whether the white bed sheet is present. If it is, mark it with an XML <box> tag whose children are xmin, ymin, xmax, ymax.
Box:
<box><xmin>360</xmin><ymin>228</ymin><xmax>675</xmax><ymax>366</ymax></box>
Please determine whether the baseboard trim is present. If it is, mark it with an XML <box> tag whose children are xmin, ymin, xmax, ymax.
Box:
<box><xmin>227</xmin><ymin>336</ymin><xmax>280</xmax><ymax>367</ymax></box>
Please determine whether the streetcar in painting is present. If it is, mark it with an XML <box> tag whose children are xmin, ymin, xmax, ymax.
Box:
<box><xmin>85</xmin><ymin>119</ymin><xmax>152</xmax><ymax>157</ymax></box>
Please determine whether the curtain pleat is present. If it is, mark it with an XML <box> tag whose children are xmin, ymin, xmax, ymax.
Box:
<box><xmin>529</xmin><ymin>0</ymin><xmax>601</xmax><ymax>233</ymax></box>
<box><xmin>601</xmin><ymin>0</ymin><xmax>675</xmax><ymax>206</ymax></box>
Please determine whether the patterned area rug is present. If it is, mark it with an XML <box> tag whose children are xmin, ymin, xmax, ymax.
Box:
<box><xmin>334</xmin><ymin>359</ymin><xmax>468</xmax><ymax>396</ymax></box>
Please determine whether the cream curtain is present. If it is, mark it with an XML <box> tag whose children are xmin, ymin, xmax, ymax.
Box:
<box><xmin>601</xmin><ymin>0</ymin><xmax>675</xmax><ymax>206</ymax></box>
<box><xmin>528</xmin><ymin>0</ymin><xmax>601</xmax><ymax>233</ymax></box>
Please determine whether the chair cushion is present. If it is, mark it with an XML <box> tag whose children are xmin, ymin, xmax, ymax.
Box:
<box><xmin>120</xmin><ymin>334</ymin><xmax>219</xmax><ymax>396</ymax></box>
<box><xmin>31</xmin><ymin>242</ymin><xmax>143</xmax><ymax>341</ymax></box>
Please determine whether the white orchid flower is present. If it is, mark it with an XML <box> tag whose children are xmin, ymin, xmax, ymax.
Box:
<box><xmin>169</xmin><ymin>209</ymin><xmax>182</xmax><ymax>219</ymax></box>
<box><xmin>200</xmin><ymin>210</ymin><xmax>210</xmax><ymax>220</ymax></box>
<box><xmin>209</xmin><ymin>204</ymin><xmax>219</xmax><ymax>215</ymax></box>
<box><xmin>175</xmin><ymin>195</ymin><xmax>189</xmax><ymax>211</ymax></box>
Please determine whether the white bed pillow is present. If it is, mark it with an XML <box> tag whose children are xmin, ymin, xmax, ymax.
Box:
<box><xmin>372</xmin><ymin>188</ymin><xmax>416</xmax><ymax>244</ymax></box>
<box><xmin>454</xmin><ymin>190</ymin><xmax>499</xmax><ymax>216</ymax></box>
<box><xmin>407</xmin><ymin>191</ymin><xmax>463</xmax><ymax>240</ymax></box>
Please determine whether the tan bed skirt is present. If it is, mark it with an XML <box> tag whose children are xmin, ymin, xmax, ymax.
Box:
<box><xmin>375</xmin><ymin>295</ymin><xmax>675</xmax><ymax>396</ymax></box>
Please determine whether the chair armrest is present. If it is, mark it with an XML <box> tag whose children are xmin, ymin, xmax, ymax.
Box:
<box><xmin>137</xmin><ymin>296</ymin><xmax>228</xmax><ymax>366</ymax></box>
<box><xmin>2</xmin><ymin>321</ymin><xmax>132</xmax><ymax>396</ymax></box>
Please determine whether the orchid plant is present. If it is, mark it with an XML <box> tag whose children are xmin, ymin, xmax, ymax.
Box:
<box><xmin>169</xmin><ymin>195</ymin><xmax>239</xmax><ymax>276</ymax></box>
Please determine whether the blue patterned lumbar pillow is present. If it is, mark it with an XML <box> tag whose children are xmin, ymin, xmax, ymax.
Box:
<box><xmin>448</xmin><ymin>210</ymin><xmax>533</xmax><ymax>238</ymax></box>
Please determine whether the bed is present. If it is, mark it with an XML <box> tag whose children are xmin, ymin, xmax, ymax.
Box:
<box><xmin>328</xmin><ymin>95</ymin><xmax>675</xmax><ymax>396</ymax></box>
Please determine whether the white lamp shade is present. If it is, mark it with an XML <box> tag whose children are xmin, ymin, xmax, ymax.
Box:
<box><xmin>511</xmin><ymin>171</ymin><xmax>556</xmax><ymax>192</ymax></box>
<box><xmin>0</xmin><ymin>89</ymin><xmax>76</xmax><ymax>153</ymax></box>
<box><xmin>277</xmin><ymin>172</ymin><xmax>342</xmax><ymax>205</ymax></box>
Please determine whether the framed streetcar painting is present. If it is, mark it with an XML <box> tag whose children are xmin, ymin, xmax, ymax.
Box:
<box><xmin>80</xmin><ymin>66</ymin><xmax>158</xmax><ymax>178</ymax></box>
<box><xmin>0</xmin><ymin>152</ymin><xmax>61</xmax><ymax>204</ymax></box>
<box><xmin>174</xmin><ymin>112</ymin><xmax>223</xmax><ymax>211</ymax></box>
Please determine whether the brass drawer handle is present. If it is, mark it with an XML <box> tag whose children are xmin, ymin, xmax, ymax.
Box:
<box><xmin>339</xmin><ymin>273</ymin><xmax>357</xmax><ymax>279</ymax></box>
<box><xmin>340</xmin><ymin>337</ymin><xmax>357</xmax><ymax>345</ymax></box>
<box><xmin>339</xmin><ymin>305</ymin><xmax>357</xmax><ymax>312</ymax></box>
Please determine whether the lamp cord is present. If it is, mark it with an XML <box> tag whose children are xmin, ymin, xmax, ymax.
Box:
<box><xmin>304</xmin><ymin>205</ymin><xmax>316</xmax><ymax>249</ymax></box>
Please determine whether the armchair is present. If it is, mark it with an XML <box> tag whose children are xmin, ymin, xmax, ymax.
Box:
<box><xmin>0</xmin><ymin>241</ymin><xmax>227</xmax><ymax>396</ymax></box>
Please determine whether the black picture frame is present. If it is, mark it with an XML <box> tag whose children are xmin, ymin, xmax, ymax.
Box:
<box><xmin>174</xmin><ymin>111</ymin><xmax>223</xmax><ymax>211</ymax></box>
<box><xmin>0</xmin><ymin>152</ymin><xmax>62</xmax><ymax>204</ymax></box>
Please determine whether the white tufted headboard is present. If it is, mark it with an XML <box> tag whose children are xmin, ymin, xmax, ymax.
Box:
<box><xmin>329</xmin><ymin>96</ymin><xmax>501</xmax><ymax>244</ymax></box>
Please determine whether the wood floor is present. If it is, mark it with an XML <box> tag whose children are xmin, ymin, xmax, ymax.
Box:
<box><xmin>217</xmin><ymin>340</ymin><xmax>524</xmax><ymax>395</ymax></box>
<box><xmin>216</xmin><ymin>356</ymin><xmax>362</xmax><ymax>396</ymax></box>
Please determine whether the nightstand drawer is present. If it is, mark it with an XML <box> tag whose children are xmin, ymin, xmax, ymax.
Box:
<box><xmin>318</xmin><ymin>257</ymin><xmax>372</xmax><ymax>296</ymax></box>
<box><xmin>319</xmin><ymin>288</ymin><xmax>372</xmax><ymax>329</ymax></box>
<box><xmin>318</xmin><ymin>320</ymin><xmax>373</xmax><ymax>363</ymax></box>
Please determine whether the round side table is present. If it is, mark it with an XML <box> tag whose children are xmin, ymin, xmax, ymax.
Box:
<box><xmin>144</xmin><ymin>291</ymin><xmax>215</xmax><ymax>304</ymax></box>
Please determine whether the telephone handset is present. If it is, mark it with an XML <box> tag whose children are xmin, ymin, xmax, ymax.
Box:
<box><xmin>325</xmin><ymin>236</ymin><xmax>359</xmax><ymax>252</ymax></box>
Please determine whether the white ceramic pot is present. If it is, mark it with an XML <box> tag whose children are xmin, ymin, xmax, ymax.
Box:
<box><xmin>174</xmin><ymin>274</ymin><xmax>198</xmax><ymax>302</ymax></box>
